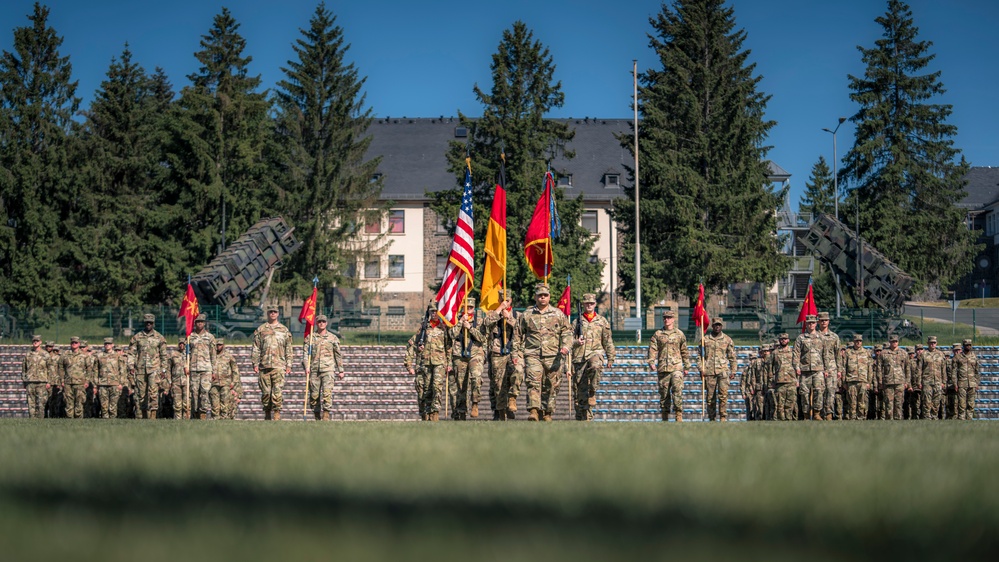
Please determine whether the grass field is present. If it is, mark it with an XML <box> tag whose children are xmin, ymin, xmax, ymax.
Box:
<box><xmin>1</xmin><ymin>420</ymin><xmax>996</xmax><ymax>561</ymax></box>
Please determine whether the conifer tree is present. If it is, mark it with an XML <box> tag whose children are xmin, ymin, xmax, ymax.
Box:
<box><xmin>0</xmin><ymin>2</ymin><xmax>80</xmax><ymax>308</ymax></box>
<box><xmin>167</xmin><ymin>7</ymin><xmax>272</xmax><ymax>268</ymax></box>
<box><xmin>841</xmin><ymin>0</ymin><xmax>977</xmax><ymax>292</ymax></box>
<box><xmin>272</xmin><ymin>3</ymin><xmax>384</xmax><ymax>293</ymax></box>
<box><xmin>75</xmin><ymin>46</ymin><xmax>184</xmax><ymax>307</ymax></box>
<box><xmin>435</xmin><ymin>21</ymin><xmax>601</xmax><ymax>305</ymax></box>
<box><xmin>798</xmin><ymin>156</ymin><xmax>834</xmax><ymax>218</ymax></box>
<box><xmin>614</xmin><ymin>0</ymin><xmax>786</xmax><ymax>304</ymax></box>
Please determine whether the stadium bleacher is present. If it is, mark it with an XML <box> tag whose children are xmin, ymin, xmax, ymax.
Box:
<box><xmin>1</xmin><ymin>343</ymin><xmax>996</xmax><ymax>421</ymax></box>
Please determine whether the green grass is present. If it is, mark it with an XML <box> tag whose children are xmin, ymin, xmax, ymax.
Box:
<box><xmin>1</xmin><ymin>421</ymin><xmax>996</xmax><ymax>561</ymax></box>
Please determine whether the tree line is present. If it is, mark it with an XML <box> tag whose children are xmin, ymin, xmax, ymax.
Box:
<box><xmin>1</xmin><ymin>0</ymin><xmax>976</xmax><ymax>318</ymax></box>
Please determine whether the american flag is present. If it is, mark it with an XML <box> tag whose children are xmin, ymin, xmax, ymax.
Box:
<box><xmin>436</xmin><ymin>164</ymin><xmax>475</xmax><ymax>327</ymax></box>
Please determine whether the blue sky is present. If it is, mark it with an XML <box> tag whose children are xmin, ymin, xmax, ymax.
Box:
<box><xmin>2</xmin><ymin>0</ymin><xmax>996</xmax><ymax>207</ymax></box>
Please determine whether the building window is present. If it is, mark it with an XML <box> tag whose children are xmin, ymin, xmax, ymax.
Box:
<box><xmin>344</xmin><ymin>261</ymin><xmax>357</xmax><ymax>279</ymax></box>
<box><xmin>364</xmin><ymin>219</ymin><xmax>381</xmax><ymax>234</ymax></box>
<box><xmin>364</xmin><ymin>258</ymin><xmax>380</xmax><ymax>279</ymax></box>
<box><xmin>370</xmin><ymin>172</ymin><xmax>382</xmax><ymax>183</ymax></box>
<box><xmin>436</xmin><ymin>255</ymin><xmax>448</xmax><ymax>279</ymax></box>
<box><xmin>389</xmin><ymin>210</ymin><xmax>405</xmax><ymax>234</ymax></box>
<box><xmin>387</xmin><ymin>306</ymin><xmax>406</xmax><ymax>316</ymax></box>
<box><xmin>454</xmin><ymin>126</ymin><xmax>468</xmax><ymax>138</ymax></box>
<box><xmin>581</xmin><ymin>210</ymin><xmax>598</xmax><ymax>234</ymax></box>
<box><xmin>604</xmin><ymin>173</ymin><xmax>620</xmax><ymax>187</ymax></box>
<box><xmin>557</xmin><ymin>174</ymin><xmax>573</xmax><ymax>188</ymax></box>
<box><xmin>388</xmin><ymin>255</ymin><xmax>405</xmax><ymax>278</ymax></box>
<box><xmin>589</xmin><ymin>254</ymin><xmax>600</xmax><ymax>265</ymax></box>
<box><xmin>436</xmin><ymin>217</ymin><xmax>451</xmax><ymax>235</ymax></box>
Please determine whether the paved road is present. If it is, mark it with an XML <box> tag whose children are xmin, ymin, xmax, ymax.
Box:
<box><xmin>905</xmin><ymin>304</ymin><xmax>999</xmax><ymax>335</ymax></box>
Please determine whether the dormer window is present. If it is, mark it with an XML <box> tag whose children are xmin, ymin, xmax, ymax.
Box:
<box><xmin>454</xmin><ymin>126</ymin><xmax>467</xmax><ymax>138</ymax></box>
<box><xmin>370</xmin><ymin>172</ymin><xmax>383</xmax><ymax>183</ymax></box>
<box><xmin>557</xmin><ymin>174</ymin><xmax>573</xmax><ymax>188</ymax></box>
<box><xmin>603</xmin><ymin>173</ymin><xmax>620</xmax><ymax>187</ymax></box>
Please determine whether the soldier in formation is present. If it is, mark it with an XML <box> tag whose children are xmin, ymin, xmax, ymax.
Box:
<box><xmin>816</xmin><ymin>312</ymin><xmax>842</xmax><ymax>420</ymax></box>
<box><xmin>515</xmin><ymin>283</ymin><xmax>572</xmax><ymax>422</ymax></box>
<box><xmin>167</xmin><ymin>339</ymin><xmax>190</xmax><ymax>419</ymax></box>
<box><xmin>188</xmin><ymin>313</ymin><xmax>217</xmax><ymax>419</ymax></box>
<box><xmin>570</xmin><ymin>293</ymin><xmax>615</xmax><ymax>421</ymax></box>
<box><xmin>702</xmin><ymin>319</ymin><xmax>736</xmax><ymax>422</ymax></box>
<box><xmin>251</xmin><ymin>305</ymin><xmax>293</xmax><ymax>421</ymax></box>
<box><xmin>21</xmin><ymin>335</ymin><xmax>50</xmax><ymax>418</ymax></box>
<box><xmin>482</xmin><ymin>294</ymin><xmax>522</xmax><ymax>421</ymax></box>
<box><xmin>879</xmin><ymin>335</ymin><xmax>909</xmax><ymax>420</ymax></box>
<box><xmin>743</xmin><ymin>345</ymin><xmax>770</xmax><ymax>421</ymax></box>
<box><xmin>95</xmin><ymin>337</ymin><xmax>127</xmax><ymax>418</ymax></box>
<box><xmin>647</xmin><ymin>309</ymin><xmax>689</xmax><ymax>422</ymax></box>
<box><xmin>793</xmin><ymin>314</ymin><xmax>827</xmax><ymax>420</ymax></box>
<box><xmin>920</xmin><ymin>336</ymin><xmax>947</xmax><ymax>419</ymax></box>
<box><xmin>953</xmin><ymin>339</ymin><xmax>980</xmax><ymax>420</ymax></box>
<box><xmin>211</xmin><ymin>338</ymin><xmax>242</xmax><ymax>419</ymax></box>
<box><xmin>449</xmin><ymin>298</ymin><xmax>485</xmax><ymax>420</ymax></box>
<box><xmin>842</xmin><ymin>334</ymin><xmax>872</xmax><ymax>420</ymax></box>
<box><xmin>304</xmin><ymin>314</ymin><xmax>345</xmax><ymax>421</ymax></box>
<box><xmin>404</xmin><ymin>313</ymin><xmax>451</xmax><ymax>421</ymax></box>
<box><xmin>130</xmin><ymin>314</ymin><xmax>167</xmax><ymax>419</ymax></box>
<box><xmin>770</xmin><ymin>333</ymin><xmax>798</xmax><ymax>420</ymax></box>
<box><xmin>59</xmin><ymin>337</ymin><xmax>89</xmax><ymax>418</ymax></box>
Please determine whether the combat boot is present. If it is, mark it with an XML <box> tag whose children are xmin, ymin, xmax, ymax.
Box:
<box><xmin>314</xmin><ymin>411</ymin><xmax>321</xmax><ymax>420</ymax></box>
<box><xmin>498</xmin><ymin>409</ymin><xmax>507</xmax><ymax>421</ymax></box>
<box><xmin>141</xmin><ymin>409</ymin><xmax>148</xmax><ymax>419</ymax></box>
<box><xmin>264</xmin><ymin>409</ymin><xmax>272</xmax><ymax>420</ymax></box>
<box><xmin>528</xmin><ymin>408</ymin><xmax>539</xmax><ymax>421</ymax></box>
<box><xmin>824</xmin><ymin>413</ymin><xmax>833</xmax><ymax>421</ymax></box>
<box><xmin>661</xmin><ymin>409</ymin><xmax>670</xmax><ymax>421</ymax></box>
<box><xmin>430</xmin><ymin>412</ymin><xmax>439</xmax><ymax>421</ymax></box>
<box><xmin>675</xmin><ymin>411</ymin><xmax>683</xmax><ymax>422</ymax></box>
<box><xmin>811</xmin><ymin>411</ymin><xmax>821</xmax><ymax>421</ymax></box>
<box><xmin>507</xmin><ymin>396</ymin><xmax>517</xmax><ymax>412</ymax></box>
<box><xmin>182</xmin><ymin>408</ymin><xmax>191</xmax><ymax>419</ymax></box>
<box><xmin>470</xmin><ymin>404</ymin><xmax>479</xmax><ymax>418</ymax></box>
<box><xmin>459</xmin><ymin>412</ymin><xmax>466</xmax><ymax>421</ymax></box>
<box><xmin>719</xmin><ymin>415</ymin><xmax>727</xmax><ymax>422</ymax></box>
<box><xmin>492</xmin><ymin>410</ymin><xmax>500</xmax><ymax>420</ymax></box>
<box><xmin>149</xmin><ymin>410</ymin><xmax>157</xmax><ymax>419</ymax></box>
<box><xmin>322</xmin><ymin>411</ymin><xmax>330</xmax><ymax>421</ymax></box>
<box><xmin>273</xmin><ymin>411</ymin><xmax>281</xmax><ymax>421</ymax></box>
<box><xmin>542</xmin><ymin>413</ymin><xmax>552</xmax><ymax>422</ymax></box>
<box><xmin>506</xmin><ymin>410</ymin><xmax>516</xmax><ymax>420</ymax></box>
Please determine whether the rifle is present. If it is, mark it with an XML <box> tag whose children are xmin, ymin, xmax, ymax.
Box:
<box><xmin>416</xmin><ymin>303</ymin><xmax>433</xmax><ymax>348</ymax></box>
<box><xmin>574</xmin><ymin>300</ymin><xmax>584</xmax><ymax>341</ymax></box>
<box><xmin>499</xmin><ymin>305</ymin><xmax>513</xmax><ymax>356</ymax></box>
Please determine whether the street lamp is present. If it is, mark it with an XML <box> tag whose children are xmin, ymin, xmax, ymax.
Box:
<box><xmin>823</xmin><ymin>117</ymin><xmax>846</xmax><ymax>317</ymax></box>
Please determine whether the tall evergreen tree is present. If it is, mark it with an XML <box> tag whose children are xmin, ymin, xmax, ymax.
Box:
<box><xmin>167</xmin><ymin>7</ymin><xmax>272</xmax><ymax>270</ymax></box>
<box><xmin>75</xmin><ymin>46</ymin><xmax>184</xmax><ymax>308</ymax></box>
<box><xmin>799</xmin><ymin>156</ymin><xmax>835</xmax><ymax>217</ymax></box>
<box><xmin>434</xmin><ymin>21</ymin><xmax>601</xmax><ymax>305</ymax></box>
<box><xmin>614</xmin><ymin>0</ymin><xmax>786</xmax><ymax>303</ymax></box>
<box><xmin>841</xmin><ymin>0</ymin><xmax>977</xmax><ymax>293</ymax></box>
<box><xmin>271</xmin><ymin>3</ymin><xmax>383</xmax><ymax>294</ymax></box>
<box><xmin>0</xmin><ymin>2</ymin><xmax>80</xmax><ymax>308</ymax></box>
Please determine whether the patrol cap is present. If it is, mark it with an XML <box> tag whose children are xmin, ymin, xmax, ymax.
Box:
<box><xmin>662</xmin><ymin>309</ymin><xmax>675</xmax><ymax>318</ymax></box>
<box><xmin>874</xmin><ymin>344</ymin><xmax>883</xmax><ymax>351</ymax></box>
<box><xmin>266</xmin><ymin>304</ymin><xmax>279</xmax><ymax>313</ymax></box>
<box><xmin>712</xmin><ymin>319</ymin><xmax>723</xmax><ymax>327</ymax></box>
<box><xmin>45</xmin><ymin>341</ymin><xmax>55</xmax><ymax>347</ymax></box>
<box><xmin>195</xmin><ymin>313</ymin><xmax>207</xmax><ymax>322</ymax></box>
<box><xmin>927</xmin><ymin>336</ymin><xmax>937</xmax><ymax>343</ymax></box>
<box><xmin>817</xmin><ymin>312</ymin><xmax>831</xmax><ymax>321</ymax></box>
<box><xmin>853</xmin><ymin>334</ymin><xmax>863</xmax><ymax>342</ymax></box>
<box><xmin>915</xmin><ymin>344</ymin><xmax>924</xmax><ymax>350</ymax></box>
<box><xmin>216</xmin><ymin>338</ymin><xmax>225</xmax><ymax>345</ymax></box>
<box><xmin>80</xmin><ymin>340</ymin><xmax>89</xmax><ymax>347</ymax></box>
<box><xmin>465</xmin><ymin>297</ymin><xmax>476</xmax><ymax>307</ymax></box>
<box><xmin>70</xmin><ymin>336</ymin><xmax>80</xmax><ymax>344</ymax></box>
<box><xmin>778</xmin><ymin>333</ymin><xmax>789</xmax><ymax>339</ymax></box>
<box><xmin>103</xmin><ymin>337</ymin><xmax>114</xmax><ymax>345</ymax></box>
<box><xmin>315</xmin><ymin>314</ymin><xmax>328</xmax><ymax>323</ymax></box>
<box><xmin>963</xmin><ymin>339</ymin><xmax>973</xmax><ymax>346</ymax></box>
<box><xmin>582</xmin><ymin>293</ymin><xmax>596</xmax><ymax>304</ymax></box>
<box><xmin>888</xmin><ymin>334</ymin><xmax>899</xmax><ymax>342</ymax></box>
<box><xmin>178</xmin><ymin>337</ymin><xmax>187</xmax><ymax>344</ymax></box>
<box><xmin>534</xmin><ymin>283</ymin><xmax>550</xmax><ymax>296</ymax></box>
<box><xmin>805</xmin><ymin>314</ymin><xmax>818</xmax><ymax>323</ymax></box>
<box><xmin>31</xmin><ymin>334</ymin><xmax>42</xmax><ymax>342</ymax></box>
<box><xmin>143</xmin><ymin>313</ymin><xmax>155</xmax><ymax>323</ymax></box>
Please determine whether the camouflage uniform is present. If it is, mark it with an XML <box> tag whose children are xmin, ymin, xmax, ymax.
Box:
<box><xmin>188</xmin><ymin>323</ymin><xmax>217</xmax><ymax>417</ymax></box>
<box><xmin>59</xmin><ymin>339</ymin><xmax>89</xmax><ymax>418</ymax></box>
<box><xmin>817</xmin><ymin>321</ymin><xmax>842</xmax><ymax>419</ymax></box>
<box><xmin>167</xmin><ymin>344</ymin><xmax>189</xmax><ymax>419</ymax></box>
<box><xmin>905</xmin><ymin>348</ymin><xmax>922</xmax><ymax>419</ymax></box>
<box><xmin>46</xmin><ymin>343</ymin><xmax>63</xmax><ymax>418</ymax></box>
<box><xmin>880</xmin><ymin>341</ymin><xmax>909</xmax><ymax>420</ymax></box>
<box><xmin>570</xmin><ymin>296</ymin><xmax>615</xmax><ymax>421</ymax></box>
<box><xmin>515</xmin><ymin>284</ymin><xmax>572</xmax><ymax>421</ymax></box>
<box><xmin>482</xmin><ymin>305</ymin><xmax>522</xmax><ymax>419</ymax></box>
<box><xmin>746</xmin><ymin>349</ymin><xmax>768</xmax><ymax>421</ymax></box>
<box><xmin>646</xmin><ymin>312</ymin><xmax>690</xmax><ymax>421</ymax></box>
<box><xmin>250</xmin><ymin>310</ymin><xmax>294</xmax><ymax>418</ymax></box>
<box><xmin>305</xmin><ymin>326</ymin><xmax>344</xmax><ymax>419</ymax></box>
<box><xmin>130</xmin><ymin>316</ymin><xmax>168</xmax><ymax>417</ymax></box>
<box><xmin>842</xmin><ymin>340</ymin><xmax>872</xmax><ymax>420</ymax></box>
<box><xmin>920</xmin><ymin>342</ymin><xmax>947</xmax><ymax>420</ymax></box>
<box><xmin>702</xmin><ymin>324</ymin><xmax>736</xmax><ymax>421</ymax></box>
<box><xmin>211</xmin><ymin>341</ymin><xmax>242</xmax><ymax>419</ymax></box>
<box><xmin>81</xmin><ymin>343</ymin><xmax>99</xmax><ymax>417</ymax></box>
<box><xmin>769</xmin><ymin>336</ymin><xmax>797</xmax><ymax>421</ymax></box>
<box><xmin>405</xmin><ymin>323</ymin><xmax>451</xmax><ymax>419</ymax></box>
<box><xmin>448</xmin><ymin>306</ymin><xmax>486</xmax><ymax>419</ymax></box>
<box><xmin>792</xmin><ymin>319</ymin><xmax>826</xmax><ymax>420</ymax></box>
<box><xmin>22</xmin><ymin>338</ymin><xmax>50</xmax><ymax>418</ymax></box>
<box><xmin>953</xmin><ymin>341</ymin><xmax>979</xmax><ymax>420</ymax></box>
<box><xmin>95</xmin><ymin>340</ymin><xmax>127</xmax><ymax>419</ymax></box>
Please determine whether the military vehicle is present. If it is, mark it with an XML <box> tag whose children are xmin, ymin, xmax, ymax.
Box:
<box><xmin>191</xmin><ymin>217</ymin><xmax>302</xmax><ymax>340</ymax></box>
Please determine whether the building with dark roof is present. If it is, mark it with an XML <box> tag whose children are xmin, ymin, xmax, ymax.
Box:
<box><xmin>955</xmin><ymin>166</ymin><xmax>999</xmax><ymax>298</ymax></box>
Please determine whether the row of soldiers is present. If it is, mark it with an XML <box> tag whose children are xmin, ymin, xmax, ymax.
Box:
<box><xmin>743</xmin><ymin>327</ymin><xmax>981</xmax><ymax>421</ymax></box>
<box><xmin>404</xmin><ymin>284</ymin><xmax>615</xmax><ymax>422</ymax></box>
<box><xmin>20</xmin><ymin>312</ymin><xmax>244</xmax><ymax>419</ymax></box>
